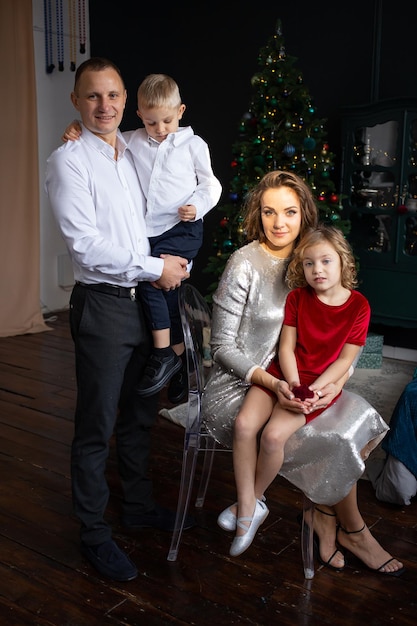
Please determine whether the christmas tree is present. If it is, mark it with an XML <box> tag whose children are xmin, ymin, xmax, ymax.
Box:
<box><xmin>205</xmin><ymin>19</ymin><xmax>349</xmax><ymax>294</ymax></box>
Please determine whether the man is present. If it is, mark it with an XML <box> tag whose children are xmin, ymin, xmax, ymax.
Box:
<box><xmin>45</xmin><ymin>57</ymin><xmax>190</xmax><ymax>582</ymax></box>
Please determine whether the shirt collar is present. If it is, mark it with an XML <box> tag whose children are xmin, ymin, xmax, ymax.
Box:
<box><xmin>146</xmin><ymin>125</ymin><xmax>193</xmax><ymax>147</ymax></box>
<box><xmin>80</xmin><ymin>123</ymin><xmax>127</xmax><ymax>158</ymax></box>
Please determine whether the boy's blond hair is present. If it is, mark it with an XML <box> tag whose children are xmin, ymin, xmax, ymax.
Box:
<box><xmin>137</xmin><ymin>74</ymin><xmax>182</xmax><ymax>109</ymax></box>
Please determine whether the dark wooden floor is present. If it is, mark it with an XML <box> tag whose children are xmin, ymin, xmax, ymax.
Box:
<box><xmin>0</xmin><ymin>311</ymin><xmax>416</xmax><ymax>626</ymax></box>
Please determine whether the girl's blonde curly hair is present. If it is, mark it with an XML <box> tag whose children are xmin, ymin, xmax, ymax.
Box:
<box><xmin>286</xmin><ymin>223</ymin><xmax>358</xmax><ymax>290</ymax></box>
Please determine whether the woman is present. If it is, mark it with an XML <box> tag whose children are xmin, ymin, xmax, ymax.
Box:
<box><xmin>202</xmin><ymin>170</ymin><xmax>404</xmax><ymax>575</ymax></box>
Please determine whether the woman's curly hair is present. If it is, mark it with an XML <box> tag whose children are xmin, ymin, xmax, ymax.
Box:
<box><xmin>286</xmin><ymin>223</ymin><xmax>358</xmax><ymax>290</ymax></box>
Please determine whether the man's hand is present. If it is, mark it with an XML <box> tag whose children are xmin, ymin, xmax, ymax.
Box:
<box><xmin>154</xmin><ymin>254</ymin><xmax>189</xmax><ymax>290</ymax></box>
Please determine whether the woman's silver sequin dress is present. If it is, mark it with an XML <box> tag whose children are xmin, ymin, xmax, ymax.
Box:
<box><xmin>202</xmin><ymin>241</ymin><xmax>388</xmax><ymax>505</ymax></box>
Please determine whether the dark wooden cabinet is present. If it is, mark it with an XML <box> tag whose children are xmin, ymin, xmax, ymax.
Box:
<box><xmin>341</xmin><ymin>98</ymin><xmax>417</xmax><ymax>328</ymax></box>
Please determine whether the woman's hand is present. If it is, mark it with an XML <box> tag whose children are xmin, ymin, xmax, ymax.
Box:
<box><xmin>275</xmin><ymin>379</ymin><xmax>312</xmax><ymax>414</ymax></box>
<box><xmin>308</xmin><ymin>382</ymin><xmax>339</xmax><ymax>412</ymax></box>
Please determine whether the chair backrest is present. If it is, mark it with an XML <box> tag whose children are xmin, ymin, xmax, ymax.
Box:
<box><xmin>178</xmin><ymin>282</ymin><xmax>212</xmax><ymax>434</ymax></box>
<box><xmin>167</xmin><ymin>283</ymin><xmax>213</xmax><ymax>561</ymax></box>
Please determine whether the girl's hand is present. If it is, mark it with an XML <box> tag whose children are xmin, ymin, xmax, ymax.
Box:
<box><xmin>276</xmin><ymin>380</ymin><xmax>311</xmax><ymax>414</ymax></box>
<box><xmin>274</xmin><ymin>378</ymin><xmax>293</xmax><ymax>400</ymax></box>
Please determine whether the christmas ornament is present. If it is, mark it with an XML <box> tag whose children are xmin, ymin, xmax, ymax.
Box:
<box><xmin>283</xmin><ymin>143</ymin><xmax>296</xmax><ymax>157</ymax></box>
<box><xmin>222</xmin><ymin>239</ymin><xmax>233</xmax><ymax>251</ymax></box>
<box><xmin>303</xmin><ymin>136</ymin><xmax>316</xmax><ymax>151</ymax></box>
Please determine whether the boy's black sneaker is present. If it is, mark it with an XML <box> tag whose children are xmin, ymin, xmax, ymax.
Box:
<box><xmin>136</xmin><ymin>348</ymin><xmax>182</xmax><ymax>397</ymax></box>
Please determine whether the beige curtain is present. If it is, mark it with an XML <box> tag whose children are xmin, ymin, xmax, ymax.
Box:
<box><xmin>0</xmin><ymin>0</ymin><xmax>49</xmax><ymax>336</ymax></box>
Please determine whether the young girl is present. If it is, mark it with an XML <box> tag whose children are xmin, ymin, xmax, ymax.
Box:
<box><xmin>228</xmin><ymin>224</ymin><xmax>370</xmax><ymax>557</ymax></box>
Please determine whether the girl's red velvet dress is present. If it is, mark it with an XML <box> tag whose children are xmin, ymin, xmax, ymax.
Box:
<box><xmin>263</xmin><ymin>285</ymin><xmax>371</xmax><ymax>422</ymax></box>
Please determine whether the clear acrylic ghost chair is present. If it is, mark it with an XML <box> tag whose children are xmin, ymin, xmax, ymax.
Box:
<box><xmin>167</xmin><ymin>283</ymin><xmax>315</xmax><ymax>578</ymax></box>
<box><xmin>167</xmin><ymin>282</ymin><xmax>217</xmax><ymax>562</ymax></box>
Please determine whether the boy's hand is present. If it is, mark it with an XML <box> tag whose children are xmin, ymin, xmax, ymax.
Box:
<box><xmin>178</xmin><ymin>204</ymin><xmax>196</xmax><ymax>221</ymax></box>
<box><xmin>62</xmin><ymin>120</ymin><xmax>82</xmax><ymax>142</ymax></box>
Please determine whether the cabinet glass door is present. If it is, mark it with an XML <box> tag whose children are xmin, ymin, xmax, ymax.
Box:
<box><xmin>341</xmin><ymin>100</ymin><xmax>417</xmax><ymax>327</ymax></box>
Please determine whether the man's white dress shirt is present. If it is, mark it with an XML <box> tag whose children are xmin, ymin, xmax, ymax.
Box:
<box><xmin>45</xmin><ymin>126</ymin><xmax>163</xmax><ymax>287</ymax></box>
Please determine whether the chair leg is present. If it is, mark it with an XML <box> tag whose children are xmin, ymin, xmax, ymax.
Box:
<box><xmin>167</xmin><ymin>443</ymin><xmax>199</xmax><ymax>562</ymax></box>
<box><xmin>195</xmin><ymin>436</ymin><xmax>217</xmax><ymax>508</ymax></box>
<box><xmin>301</xmin><ymin>494</ymin><xmax>315</xmax><ymax>579</ymax></box>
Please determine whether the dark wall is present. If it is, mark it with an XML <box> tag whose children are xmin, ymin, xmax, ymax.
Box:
<box><xmin>88</xmin><ymin>0</ymin><xmax>417</xmax><ymax>292</ymax></box>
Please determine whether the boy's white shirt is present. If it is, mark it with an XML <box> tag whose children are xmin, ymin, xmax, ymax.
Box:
<box><xmin>124</xmin><ymin>126</ymin><xmax>222</xmax><ymax>238</ymax></box>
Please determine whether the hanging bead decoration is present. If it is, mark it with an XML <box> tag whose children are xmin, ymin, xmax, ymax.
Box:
<box><xmin>43</xmin><ymin>0</ymin><xmax>87</xmax><ymax>74</ymax></box>
<box><xmin>78</xmin><ymin>0</ymin><xmax>86</xmax><ymax>54</ymax></box>
<box><xmin>44</xmin><ymin>0</ymin><xmax>55</xmax><ymax>73</ymax></box>
<box><xmin>56</xmin><ymin>0</ymin><xmax>64</xmax><ymax>71</ymax></box>
<box><xmin>43</xmin><ymin>0</ymin><xmax>88</xmax><ymax>74</ymax></box>
<box><xmin>69</xmin><ymin>0</ymin><xmax>77</xmax><ymax>71</ymax></box>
